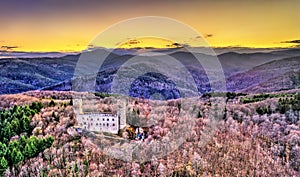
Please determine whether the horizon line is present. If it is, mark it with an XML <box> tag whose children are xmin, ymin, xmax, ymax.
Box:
<box><xmin>1</xmin><ymin>45</ymin><xmax>300</xmax><ymax>54</ymax></box>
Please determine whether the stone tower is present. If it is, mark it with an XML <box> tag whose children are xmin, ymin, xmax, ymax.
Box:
<box><xmin>118</xmin><ymin>99</ymin><xmax>127</xmax><ymax>129</ymax></box>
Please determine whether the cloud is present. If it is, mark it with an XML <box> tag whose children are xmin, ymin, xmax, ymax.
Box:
<box><xmin>280</xmin><ymin>39</ymin><xmax>300</xmax><ymax>48</ymax></box>
<box><xmin>194</xmin><ymin>34</ymin><xmax>214</xmax><ymax>40</ymax></box>
<box><xmin>127</xmin><ymin>39</ymin><xmax>140</xmax><ymax>45</ymax></box>
<box><xmin>171</xmin><ymin>42</ymin><xmax>181</xmax><ymax>47</ymax></box>
<box><xmin>87</xmin><ymin>44</ymin><xmax>95</xmax><ymax>48</ymax></box>
<box><xmin>281</xmin><ymin>39</ymin><xmax>300</xmax><ymax>44</ymax></box>
<box><xmin>165</xmin><ymin>42</ymin><xmax>183</xmax><ymax>48</ymax></box>
<box><xmin>1</xmin><ymin>45</ymin><xmax>18</xmax><ymax>51</ymax></box>
<box><xmin>118</xmin><ymin>39</ymin><xmax>141</xmax><ymax>47</ymax></box>
<box><xmin>204</xmin><ymin>34</ymin><xmax>214</xmax><ymax>38</ymax></box>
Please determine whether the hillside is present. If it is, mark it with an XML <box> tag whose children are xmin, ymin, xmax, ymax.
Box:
<box><xmin>0</xmin><ymin>91</ymin><xmax>298</xmax><ymax>176</ymax></box>
<box><xmin>0</xmin><ymin>55</ymin><xmax>79</xmax><ymax>94</ymax></box>
<box><xmin>226</xmin><ymin>56</ymin><xmax>300</xmax><ymax>92</ymax></box>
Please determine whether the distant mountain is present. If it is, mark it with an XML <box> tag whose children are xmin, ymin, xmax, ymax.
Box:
<box><xmin>218</xmin><ymin>52</ymin><xmax>281</xmax><ymax>76</ymax></box>
<box><xmin>226</xmin><ymin>56</ymin><xmax>300</xmax><ymax>93</ymax></box>
<box><xmin>0</xmin><ymin>51</ymin><xmax>77</xmax><ymax>59</ymax></box>
<box><xmin>271</xmin><ymin>48</ymin><xmax>300</xmax><ymax>57</ymax></box>
<box><xmin>0</xmin><ymin>55</ymin><xmax>79</xmax><ymax>94</ymax></box>
<box><xmin>167</xmin><ymin>50</ymin><xmax>298</xmax><ymax>77</ymax></box>
<box><xmin>0</xmin><ymin>48</ymin><xmax>300</xmax><ymax>95</ymax></box>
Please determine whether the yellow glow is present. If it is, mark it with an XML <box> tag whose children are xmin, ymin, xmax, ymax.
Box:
<box><xmin>0</xmin><ymin>1</ymin><xmax>299</xmax><ymax>52</ymax></box>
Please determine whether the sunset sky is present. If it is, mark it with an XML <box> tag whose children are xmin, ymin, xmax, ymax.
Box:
<box><xmin>0</xmin><ymin>0</ymin><xmax>300</xmax><ymax>52</ymax></box>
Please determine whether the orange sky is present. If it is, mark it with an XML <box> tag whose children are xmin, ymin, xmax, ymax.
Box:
<box><xmin>0</xmin><ymin>0</ymin><xmax>299</xmax><ymax>52</ymax></box>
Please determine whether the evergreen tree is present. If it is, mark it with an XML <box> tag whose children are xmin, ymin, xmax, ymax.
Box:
<box><xmin>3</xmin><ymin>122</ymin><xmax>12</xmax><ymax>140</ymax></box>
<box><xmin>44</xmin><ymin>136</ymin><xmax>54</xmax><ymax>149</ymax></box>
<box><xmin>24</xmin><ymin>143</ymin><xmax>35</xmax><ymax>158</ymax></box>
<box><xmin>21</xmin><ymin>115</ymin><xmax>31</xmax><ymax>133</ymax></box>
<box><xmin>8</xmin><ymin>140</ymin><xmax>21</xmax><ymax>153</ymax></box>
<box><xmin>12</xmin><ymin>105</ymin><xmax>18</xmax><ymax>115</ymax></box>
<box><xmin>73</xmin><ymin>163</ymin><xmax>79</xmax><ymax>175</ymax></box>
<box><xmin>267</xmin><ymin>105</ymin><xmax>272</xmax><ymax>115</ymax></box>
<box><xmin>69</xmin><ymin>99</ymin><xmax>73</xmax><ymax>106</ymax></box>
<box><xmin>37</xmin><ymin>102</ymin><xmax>43</xmax><ymax>110</ymax></box>
<box><xmin>28</xmin><ymin>137</ymin><xmax>38</xmax><ymax>154</ymax></box>
<box><xmin>256</xmin><ymin>107</ymin><xmax>265</xmax><ymax>115</ymax></box>
<box><xmin>52</xmin><ymin>112</ymin><xmax>59</xmax><ymax>122</ymax></box>
<box><xmin>11</xmin><ymin>118</ymin><xmax>20</xmax><ymax>135</ymax></box>
<box><xmin>49</xmin><ymin>100</ymin><xmax>56</xmax><ymax>107</ymax></box>
<box><xmin>19</xmin><ymin>135</ymin><xmax>27</xmax><ymax>149</ymax></box>
<box><xmin>0</xmin><ymin>156</ymin><xmax>8</xmax><ymax>173</ymax></box>
<box><xmin>0</xmin><ymin>143</ymin><xmax>7</xmax><ymax>157</ymax></box>
<box><xmin>11</xmin><ymin>148</ymin><xmax>24</xmax><ymax>165</ymax></box>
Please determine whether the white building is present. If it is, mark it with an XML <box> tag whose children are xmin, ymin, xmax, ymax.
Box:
<box><xmin>74</xmin><ymin>98</ymin><xmax>126</xmax><ymax>134</ymax></box>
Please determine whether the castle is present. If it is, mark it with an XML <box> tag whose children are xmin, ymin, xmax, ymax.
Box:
<box><xmin>74</xmin><ymin>99</ymin><xmax>126</xmax><ymax>134</ymax></box>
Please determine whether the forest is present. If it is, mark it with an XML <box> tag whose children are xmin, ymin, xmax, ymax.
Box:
<box><xmin>0</xmin><ymin>102</ymin><xmax>54</xmax><ymax>175</ymax></box>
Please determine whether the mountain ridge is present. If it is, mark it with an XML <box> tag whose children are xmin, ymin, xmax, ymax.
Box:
<box><xmin>1</xmin><ymin>49</ymin><xmax>299</xmax><ymax>95</ymax></box>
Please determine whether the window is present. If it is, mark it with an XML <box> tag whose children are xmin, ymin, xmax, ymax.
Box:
<box><xmin>112</xmin><ymin>119</ymin><xmax>114</xmax><ymax>121</ymax></box>
<box><xmin>107</xmin><ymin>123</ymin><xmax>109</xmax><ymax>126</ymax></box>
<box><xmin>96</xmin><ymin>123</ymin><xmax>98</xmax><ymax>125</ymax></box>
<box><xmin>113</xmin><ymin>123</ymin><xmax>115</xmax><ymax>126</ymax></box>
<box><xmin>107</xmin><ymin>118</ymin><xmax>109</xmax><ymax>121</ymax></box>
